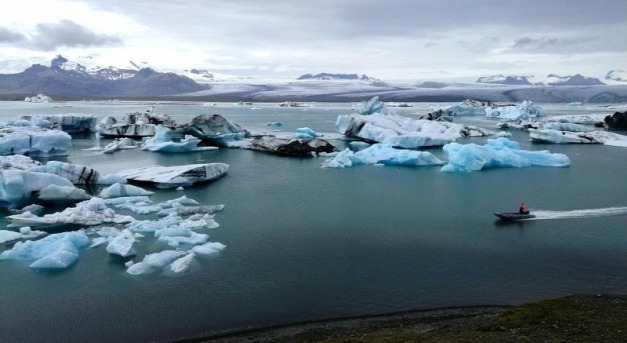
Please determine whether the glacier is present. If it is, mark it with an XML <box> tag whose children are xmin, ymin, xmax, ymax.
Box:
<box><xmin>441</xmin><ymin>137</ymin><xmax>570</xmax><ymax>172</ymax></box>
<box><xmin>322</xmin><ymin>144</ymin><xmax>444</xmax><ymax>168</ymax></box>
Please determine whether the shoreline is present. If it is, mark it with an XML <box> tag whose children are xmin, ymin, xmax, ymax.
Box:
<box><xmin>172</xmin><ymin>294</ymin><xmax>627</xmax><ymax>343</ymax></box>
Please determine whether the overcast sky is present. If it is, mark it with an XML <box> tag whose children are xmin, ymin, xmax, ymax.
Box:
<box><xmin>1</xmin><ymin>0</ymin><xmax>626</xmax><ymax>80</ymax></box>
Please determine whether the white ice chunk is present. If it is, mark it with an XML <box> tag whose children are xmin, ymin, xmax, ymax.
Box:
<box><xmin>116</xmin><ymin>163</ymin><xmax>229</xmax><ymax>188</ymax></box>
<box><xmin>17</xmin><ymin>114</ymin><xmax>97</xmax><ymax>133</ymax></box>
<box><xmin>170</xmin><ymin>253</ymin><xmax>194</xmax><ymax>273</ymax></box>
<box><xmin>0</xmin><ymin>230</ymin><xmax>89</xmax><ymax>269</ymax></box>
<box><xmin>38</xmin><ymin>184</ymin><xmax>91</xmax><ymax>202</ymax></box>
<box><xmin>90</xmin><ymin>237</ymin><xmax>107</xmax><ymax>248</ymax></box>
<box><xmin>99</xmin><ymin>183</ymin><xmax>154</xmax><ymax>199</ymax></box>
<box><xmin>0</xmin><ymin>155</ymin><xmax>41</xmax><ymax>170</ymax></box>
<box><xmin>0</xmin><ymin>126</ymin><xmax>71</xmax><ymax>157</ymax></box>
<box><xmin>106</xmin><ymin>229</ymin><xmax>136</xmax><ymax>257</ymax></box>
<box><xmin>126</xmin><ymin>250</ymin><xmax>187</xmax><ymax>275</ymax></box>
<box><xmin>485</xmin><ymin>100</ymin><xmax>545</xmax><ymax>120</ymax></box>
<box><xmin>441</xmin><ymin>137</ymin><xmax>570</xmax><ymax>172</ymax></box>
<box><xmin>191</xmin><ymin>242</ymin><xmax>226</xmax><ymax>255</ymax></box>
<box><xmin>96</xmin><ymin>174</ymin><xmax>128</xmax><ymax>185</ymax></box>
<box><xmin>102</xmin><ymin>137</ymin><xmax>141</xmax><ymax>154</ymax></box>
<box><xmin>0</xmin><ymin>230</ymin><xmax>22</xmax><ymax>244</ymax></box>
<box><xmin>0</xmin><ymin>170</ymin><xmax>77</xmax><ymax>208</ymax></box>
<box><xmin>6</xmin><ymin>197</ymin><xmax>135</xmax><ymax>227</ymax></box>
<box><xmin>24</xmin><ymin>94</ymin><xmax>52</xmax><ymax>103</ymax></box>
<box><xmin>528</xmin><ymin>129</ymin><xmax>627</xmax><ymax>146</ymax></box>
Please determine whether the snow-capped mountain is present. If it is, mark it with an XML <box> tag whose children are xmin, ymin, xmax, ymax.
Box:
<box><xmin>477</xmin><ymin>74</ymin><xmax>605</xmax><ymax>86</ymax></box>
<box><xmin>0</xmin><ymin>55</ymin><xmax>206</xmax><ymax>97</ymax></box>
<box><xmin>476</xmin><ymin>75</ymin><xmax>532</xmax><ymax>85</ymax></box>
<box><xmin>606</xmin><ymin>70</ymin><xmax>627</xmax><ymax>83</ymax></box>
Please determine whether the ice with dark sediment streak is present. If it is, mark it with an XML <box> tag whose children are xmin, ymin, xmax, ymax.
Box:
<box><xmin>141</xmin><ymin>125</ymin><xmax>218</xmax><ymax>153</ymax></box>
<box><xmin>336</xmin><ymin>96</ymin><xmax>491</xmax><ymax>149</ymax></box>
<box><xmin>28</xmin><ymin>161</ymin><xmax>100</xmax><ymax>184</ymax></box>
<box><xmin>116</xmin><ymin>163</ymin><xmax>229</xmax><ymax>188</ymax></box>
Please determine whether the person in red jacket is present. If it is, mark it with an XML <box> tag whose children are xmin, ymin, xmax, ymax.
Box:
<box><xmin>519</xmin><ymin>203</ymin><xmax>528</xmax><ymax>214</ymax></box>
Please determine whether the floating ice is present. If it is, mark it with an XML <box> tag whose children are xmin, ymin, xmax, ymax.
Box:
<box><xmin>155</xmin><ymin>227</ymin><xmax>209</xmax><ymax>247</ymax></box>
<box><xmin>441</xmin><ymin>137</ymin><xmax>570</xmax><ymax>172</ymax></box>
<box><xmin>99</xmin><ymin>183</ymin><xmax>154</xmax><ymax>199</ymax></box>
<box><xmin>485</xmin><ymin>101</ymin><xmax>545</xmax><ymax>120</ymax></box>
<box><xmin>106</xmin><ymin>229</ymin><xmax>136</xmax><ymax>257</ymax></box>
<box><xmin>540</xmin><ymin>122</ymin><xmax>595</xmax><ymax>132</ymax></box>
<box><xmin>295</xmin><ymin>127</ymin><xmax>319</xmax><ymax>139</ymax></box>
<box><xmin>357</xmin><ymin>96</ymin><xmax>389</xmax><ymax>115</ymax></box>
<box><xmin>0</xmin><ymin>230</ymin><xmax>90</xmax><ymax>269</ymax></box>
<box><xmin>348</xmin><ymin>141</ymin><xmax>371</xmax><ymax>151</ymax></box>
<box><xmin>0</xmin><ymin>155</ymin><xmax>41</xmax><ymax>170</ymax></box>
<box><xmin>267</xmin><ymin>121</ymin><xmax>282</xmax><ymax>127</ymax></box>
<box><xmin>191</xmin><ymin>242</ymin><xmax>226</xmax><ymax>255</ymax></box>
<box><xmin>18</xmin><ymin>114</ymin><xmax>97</xmax><ymax>133</ymax></box>
<box><xmin>6</xmin><ymin>197</ymin><xmax>135</xmax><ymax>227</ymax></box>
<box><xmin>126</xmin><ymin>250</ymin><xmax>187</xmax><ymax>275</ymax></box>
<box><xmin>529</xmin><ymin>128</ymin><xmax>627</xmax><ymax>146</ymax></box>
<box><xmin>141</xmin><ymin>125</ymin><xmax>218</xmax><ymax>153</ymax></box>
<box><xmin>178</xmin><ymin>114</ymin><xmax>250</xmax><ymax>147</ymax></box>
<box><xmin>0</xmin><ymin>126</ymin><xmax>71</xmax><ymax>157</ymax></box>
<box><xmin>0</xmin><ymin>170</ymin><xmax>84</xmax><ymax>208</ymax></box>
<box><xmin>96</xmin><ymin>173</ymin><xmax>128</xmax><ymax>185</ymax></box>
<box><xmin>28</xmin><ymin>161</ymin><xmax>100</xmax><ymax>184</ymax></box>
<box><xmin>17</xmin><ymin>204</ymin><xmax>45</xmax><ymax>215</ymax></box>
<box><xmin>250</xmin><ymin>136</ymin><xmax>337</xmax><ymax>156</ymax></box>
<box><xmin>116</xmin><ymin>163</ymin><xmax>229</xmax><ymax>188</ymax></box>
<box><xmin>0</xmin><ymin>230</ymin><xmax>22</xmax><ymax>244</ymax></box>
<box><xmin>170</xmin><ymin>253</ymin><xmax>194</xmax><ymax>273</ymax></box>
<box><xmin>542</xmin><ymin>114</ymin><xmax>606</xmax><ymax>126</ymax></box>
<box><xmin>38</xmin><ymin>184</ymin><xmax>91</xmax><ymax>202</ymax></box>
<box><xmin>103</xmin><ymin>137</ymin><xmax>141</xmax><ymax>154</ymax></box>
<box><xmin>438</xmin><ymin>99</ymin><xmax>496</xmax><ymax>116</ymax></box>
<box><xmin>98</xmin><ymin>109</ymin><xmax>175</xmax><ymax>137</ymax></box>
<box><xmin>337</xmin><ymin>98</ymin><xmax>490</xmax><ymax>149</ymax></box>
<box><xmin>322</xmin><ymin>144</ymin><xmax>444</xmax><ymax>168</ymax></box>
<box><xmin>24</xmin><ymin>94</ymin><xmax>52</xmax><ymax>103</ymax></box>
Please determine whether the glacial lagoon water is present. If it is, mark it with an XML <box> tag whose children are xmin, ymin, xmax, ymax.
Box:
<box><xmin>0</xmin><ymin>101</ymin><xmax>626</xmax><ymax>342</ymax></box>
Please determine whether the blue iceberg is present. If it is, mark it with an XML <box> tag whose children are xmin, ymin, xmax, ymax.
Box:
<box><xmin>322</xmin><ymin>143</ymin><xmax>444</xmax><ymax>168</ymax></box>
<box><xmin>0</xmin><ymin>231</ymin><xmax>90</xmax><ymax>269</ymax></box>
<box><xmin>441</xmin><ymin>137</ymin><xmax>570</xmax><ymax>172</ymax></box>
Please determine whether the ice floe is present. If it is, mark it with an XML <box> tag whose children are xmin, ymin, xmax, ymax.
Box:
<box><xmin>116</xmin><ymin>163</ymin><xmax>229</xmax><ymax>188</ymax></box>
<box><xmin>126</xmin><ymin>250</ymin><xmax>188</xmax><ymax>275</ymax></box>
<box><xmin>528</xmin><ymin>129</ymin><xmax>627</xmax><ymax>146</ymax></box>
<box><xmin>102</xmin><ymin>137</ymin><xmax>141</xmax><ymax>154</ymax></box>
<box><xmin>106</xmin><ymin>229</ymin><xmax>136</xmax><ymax>257</ymax></box>
<box><xmin>0</xmin><ymin>230</ymin><xmax>90</xmax><ymax>269</ymax></box>
<box><xmin>141</xmin><ymin>125</ymin><xmax>218</xmax><ymax>152</ymax></box>
<box><xmin>99</xmin><ymin>183</ymin><xmax>154</xmax><ymax>199</ymax></box>
<box><xmin>322</xmin><ymin>144</ymin><xmax>444</xmax><ymax>168</ymax></box>
<box><xmin>28</xmin><ymin>161</ymin><xmax>99</xmax><ymax>184</ymax></box>
<box><xmin>485</xmin><ymin>101</ymin><xmax>545</xmax><ymax>120</ymax></box>
<box><xmin>441</xmin><ymin>137</ymin><xmax>570</xmax><ymax>172</ymax></box>
<box><xmin>0</xmin><ymin>155</ymin><xmax>41</xmax><ymax>170</ymax></box>
<box><xmin>0</xmin><ymin>170</ymin><xmax>89</xmax><ymax>208</ymax></box>
<box><xmin>177</xmin><ymin>114</ymin><xmax>250</xmax><ymax>147</ymax></box>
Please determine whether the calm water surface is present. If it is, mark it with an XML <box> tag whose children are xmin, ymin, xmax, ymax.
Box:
<box><xmin>0</xmin><ymin>101</ymin><xmax>626</xmax><ymax>342</ymax></box>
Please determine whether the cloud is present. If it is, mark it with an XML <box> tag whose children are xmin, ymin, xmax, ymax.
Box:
<box><xmin>30</xmin><ymin>19</ymin><xmax>122</xmax><ymax>51</ymax></box>
<box><xmin>511</xmin><ymin>36</ymin><xmax>591</xmax><ymax>50</ymax></box>
<box><xmin>0</xmin><ymin>27</ymin><xmax>25</xmax><ymax>43</ymax></box>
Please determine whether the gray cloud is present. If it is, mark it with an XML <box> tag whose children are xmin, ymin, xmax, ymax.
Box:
<box><xmin>30</xmin><ymin>20</ymin><xmax>122</xmax><ymax>51</ymax></box>
<box><xmin>0</xmin><ymin>27</ymin><xmax>25</xmax><ymax>43</ymax></box>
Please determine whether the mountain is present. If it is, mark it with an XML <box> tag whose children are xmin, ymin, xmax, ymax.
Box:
<box><xmin>605</xmin><ymin>70</ymin><xmax>627</xmax><ymax>82</ymax></box>
<box><xmin>0</xmin><ymin>55</ymin><xmax>206</xmax><ymax>97</ymax></box>
<box><xmin>477</xmin><ymin>73</ymin><xmax>605</xmax><ymax>86</ymax></box>
<box><xmin>297</xmin><ymin>72</ymin><xmax>379</xmax><ymax>82</ymax></box>
<box><xmin>476</xmin><ymin>75</ymin><xmax>532</xmax><ymax>85</ymax></box>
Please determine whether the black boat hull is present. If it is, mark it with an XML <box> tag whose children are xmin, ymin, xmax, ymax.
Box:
<box><xmin>494</xmin><ymin>212</ymin><xmax>536</xmax><ymax>221</ymax></box>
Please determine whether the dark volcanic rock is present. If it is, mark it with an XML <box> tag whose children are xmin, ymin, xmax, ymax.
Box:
<box><xmin>604</xmin><ymin>111</ymin><xmax>627</xmax><ymax>130</ymax></box>
<box><xmin>250</xmin><ymin>136</ymin><xmax>337</xmax><ymax>157</ymax></box>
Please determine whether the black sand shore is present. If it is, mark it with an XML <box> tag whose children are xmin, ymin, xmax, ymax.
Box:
<box><xmin>172</xmin><ymin>294</ymin><xmax>626</xmax><ymax>343</ymax></box>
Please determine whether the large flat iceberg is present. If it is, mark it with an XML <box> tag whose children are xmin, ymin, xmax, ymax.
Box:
<box><xmin>528</xmin><ymin>128</ymin><xmax>627</xmax><ymax>147</ymax></box>
<box><xmin>116</xmin><ymin>163</ymin><xmax>229</xmax><ymax>188</ymax></box>
<box><xmin>441</xmin><ymin>137</ymin><xmax>570</xmax><ymax>172</ymax></box>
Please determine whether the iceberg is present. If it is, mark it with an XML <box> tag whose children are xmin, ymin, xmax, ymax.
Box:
<box><xmin>98</xmin><ymin>108</ymin><xmax>174</xmax><ymax>138</ymax></box>
<box><xmin>436</xmin><ymin>99</ymin><xmax>497</xmax><ymax>117</ymax></box>
<box><xmin>24</xmin><ymin>94</ymin><xmax>52</xmax><ymax>103</ymax></box>
<box><xmin>267</xmin><ymin>121</ymin><xmax>282</xmax><ymax>127</ymax></box>
<box><xmin>338</xmin><ymin>97</ymin><xmax>490</xmax><ymax>149</ymax></box>
<box><xmin>6</xmin><ymin>197</ymin><xmax>135</xmax><ymax>227</ymax></box>
<box><xmin>540</xmin><ymin>122</ymin><xmax>595</xmax><ymax>132</ymax></box>
<box><xmin>0</xmin><ymin>231</ymin><xmax>90</xmax><ymax>269</ymax></box>
<box><xmin>141</xmin><ymin>125</ymin><xmax>217</xmax><ymax>153</ymax></box>
<box><xmin>126</xmin><ymin>250</ymin><xmax>188</xmax><ymax>275</ymax></box>
<box><xmin>250</xmin><ymin>136</ymin><xmax>337</xmax><ymax>156</ymax></box>
<box><xmin>177</xmin><ymin>114</ymin><xmax>250</xmax><ymax>147</ymax></box>
<box><xmin>102</xmin><ymin>137</ymin><xmax>141</xmax><ymax>154</ymax></box>
<box><xmin>18</xmin><ymin>114</ymin><xmax>97</xmax><ymax>133</ymax></box>
<box><xmin>0</xmin><ymin>155</ymin><xmax>41</xmax><ymax>170</ymax></box>
<box><xmin>541</xmin><ymin>114</ymin><xmax>606</xmax><ymax>127</ymax></box>
<box><xmin>322</xmin><ymin>144</ymin><xmax>444</xmax><ymax>168</ymax></box>
<box><xmin>170</xmin><ymin>253</ymin><xmax>194</xmax><ymax>273</ymax></box>
<box><xmin>0</xmin><ymin>227</ymin><xmax>47</xmax><ymax>244</ymax></box>
<box><xmin>528</xmin><ymin>128</ymin><xmax>627</xmax><ymax>146</ymax></box>
<box><xmin>106</xmin><ymin>229</ymin><xmax>136</xmax><ymax>257</ymax></box>
<box><xmin>28</xmin><ymin>161</ymin><xmax>100</xmax><ymax>184</ymax></box>
<box><xmin>191</xmin><ymin>242</ymin><xmax>226</xmax><ymax>255</ymax></box>
<box><xmin>0</xmin><ymin>126</ymin><xmax>71</xmax><ymax>156</ymax></box>
<box><xmin>38</xmin><ymin>184</ymin><xmax>91</xmax><ymax>202</ymax></box>
<box><xmin>0</xmin><ymin>170</ymin><xmax>85</xmax><ymax>208</ymax></box>
<box><xmin>99</xmin><ymin>183</ymin><xmax>154</xmax><ymax>199</ymax></box>
<box><xmin>116</xmin><ymin>163</ymin><xmax>229</xmax><ymax>188</ymax></box>
<box><xmin>155</xmin><ymin>227</ymin><xmax>209</xmax><ymax>247</ymax></box>
<box><xmin>294</xmin><ymin>127</ymin><xmax>319</xmax><ymax>139</ymax></box>
<box><xmin>441</xmin><ymin>137</ymin><xmax>570</xmax><ymax>172</ymax></box>
<box><xmin>485</xmin><ymin>101</ymin><xmax>545</xmax><ymax>120</ymax></box>
<box><xmin>348</xmin><ymin>141</ymin><xmax>371</xmax><ymax>151</ymax></box>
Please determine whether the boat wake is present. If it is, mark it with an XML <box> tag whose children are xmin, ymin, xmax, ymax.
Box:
<box><xmin>530</xmin><ymin>207</ymin><xmax>627</xmax><ymax>220</ymax></box>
